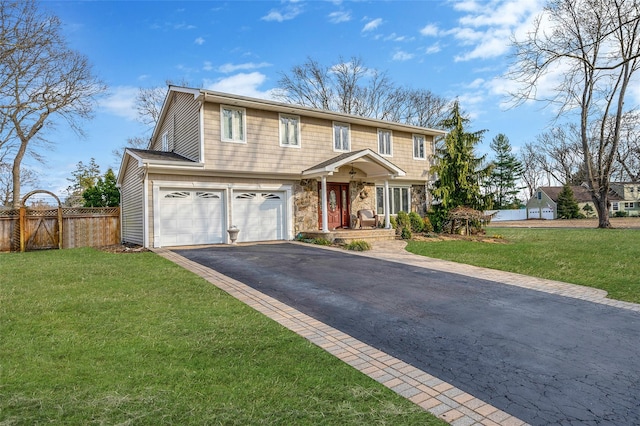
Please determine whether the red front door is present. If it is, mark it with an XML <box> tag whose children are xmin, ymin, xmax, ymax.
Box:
<box><xmin>319</xmin><ymin>183</ymin><xmax>350</xmax><ymax>230</ymax></box>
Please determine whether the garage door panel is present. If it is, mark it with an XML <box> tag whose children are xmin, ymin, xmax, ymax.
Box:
<box><xmin>233</xmin><ymin>192</ymin><xmax>285</xmax><ymax>243</ymax></box>
<box><xmin>159</xmin><ymin>189</ymin><xmax>225</xmax><ymax>246</ymax></box>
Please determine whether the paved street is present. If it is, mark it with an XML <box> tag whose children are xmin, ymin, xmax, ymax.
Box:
<box><xmin>173</xmin><ymin>243</ymin><xmax>640</xmax><ymax>425</ymax></box>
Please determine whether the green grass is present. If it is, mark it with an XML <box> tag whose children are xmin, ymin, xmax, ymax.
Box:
<box><xmin>0</xmin><ymin>248</ymin><xmax>444</xmax><ymax>425</ymax></box>
<box><xmin>406</xmin><ymin>228</ymin><xmax>640</xmax><ymax>304</ymax></box>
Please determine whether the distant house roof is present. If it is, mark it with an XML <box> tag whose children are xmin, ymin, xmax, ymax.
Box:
<box><xmin>539</xmin><ymin>186</ymin><xmax>623</xmax><ymax>203</ymax></box>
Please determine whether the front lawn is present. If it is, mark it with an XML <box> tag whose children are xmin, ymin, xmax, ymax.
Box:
<box><xmin>406</xmin><ymin>227</ymin><xmax>640</xmax><ymax>304</ymax></box>
<box><xmin>0</xmin><ymin>248</ymin><xmax>443</xmax><ymax>425</ymax></box>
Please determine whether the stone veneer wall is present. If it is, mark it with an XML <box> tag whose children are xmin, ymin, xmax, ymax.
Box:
<box><xmin>349</xmin><ymin>182</ymin><xmax>376</xmax><ymax>227</ymax></box>
<box><xmin>411</xmin><ymin>184</ymin><xmax>427</xmax><ymax>215</ymax></box>
<box><xmin>293</xmin><ymin>179</ymin><xmax>319</xmax><ymax>234</ymax></box>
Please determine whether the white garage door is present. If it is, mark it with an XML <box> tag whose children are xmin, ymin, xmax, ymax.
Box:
<box><xmin>541</xmin><ymin>208</ymin><xmax>554</xmax><ymax>220</ymax></box>
<box><xmin>159</xmin><ymin>190</ymin><xmax>225</xmax><ymax>246</ymax></box>
<box><xmin>528</xmin><ymin>208</ymin><xmax>540</xmax><ymax>219</ymax></box>
<box><xmin>232</xmin><ymin>192</ymin><xmax>285</xmax><ymax>243</ymax></box>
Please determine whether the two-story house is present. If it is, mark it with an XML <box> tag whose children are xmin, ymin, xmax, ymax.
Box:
<box><xmin>117</xmin><ymin>86</ymin><xmax>446</xmax><ymax>248</ymax></box>
<box><xmin>610</xmin><ymin>182</ymin><xmax>640</xmax><ymax>216</ymax></box>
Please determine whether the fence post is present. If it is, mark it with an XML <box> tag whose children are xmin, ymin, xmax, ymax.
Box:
<box><xmin>57</xmin><ymin>206</ymin><xmax>63</xmax><ymax>249</ymax></box>
<box><xmin>19</xmin><ymin>206</ymin><xmax>26</xmax><ymax>253</ymax></box>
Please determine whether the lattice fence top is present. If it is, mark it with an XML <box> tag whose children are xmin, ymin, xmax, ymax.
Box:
<box><xmin>0</xmin><ymin>207</ymin><xmax>119</xmax><ymax>218</ymax></box>
<box><xmin>62</xmin><ymin>207</ymin><xmax>120</xmax><ymax>216</ymax></box>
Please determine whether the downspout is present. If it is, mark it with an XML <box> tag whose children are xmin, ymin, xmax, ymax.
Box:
<box><xmin>141</xmin><ymin>163</ymin><xmax>149</xmax><ymax>248</ymax></box>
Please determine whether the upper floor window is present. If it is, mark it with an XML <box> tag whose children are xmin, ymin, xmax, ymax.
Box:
<box><xmin>333</xmin><ymin>122</ymin><xmax>350</xmax><ymax>152</ymax></box>
<box><xmin>378</xmin><ymin>129</ymin><xmax>392</xmax><ymax>156</ymax></box>
<box><xmin>413</xmin><ymin>134</ymin><xmax>425</xmax><ymax>159</ymax></box>
<box><xmin>537</xmin><ymin>191</ymin><xmax>542</xmax><ymax>200</ymax></box>
<box><xmin>221</xmin><ymin>106</ymin><xmax>246</xmax><ymax>143</ymax></box>
<box><xmin>161</xmin><ymin>132</ymin><xmax>170</xmax><ymax>151</ymax></box>
<box><xmin>279</xmin><ymin>114</ymin><xmax>300</xmax><ymax>147</ymax></box>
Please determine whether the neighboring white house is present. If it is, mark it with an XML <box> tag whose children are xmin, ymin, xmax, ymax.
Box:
<box><xmin>525</xmin><ymin>185</ymin><xmax>627</xmax><ymax>219</ymax></box>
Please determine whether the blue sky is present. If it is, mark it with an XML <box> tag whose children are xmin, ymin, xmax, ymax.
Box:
<box><xmin>32</xmin><ymin>0</ymin><xmax>561</xmax><ymax>197</ymax></box>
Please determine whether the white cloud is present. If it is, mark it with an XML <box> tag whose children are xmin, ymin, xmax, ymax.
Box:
<box><xmin>392</xmin><ymin>50</ymin><xmax>414</xmax><ymax>61</ymax></box>
<box><xmin>384</xmin><ymin>33</ymin><xmax>413</xmax><ymax>42</ymax></box>
<box><xmin>420</xmin><ymin>24</ymin><xmax>439</xmax><ymax>37</ymax></box>
<box><xmin>194</xmin><ymin>37</ymin><xmax>205</xmax><ymax>45</ymax></box>
<box><xmin>446</xmin><ymin>0</ymin><xmax>545</xmax><ymax>61</ymax></box>
<box><xmin>99</xmin><ymin>86</ymin><xmax>138</xmax><ymax>121</ymax></box>
<box><xmin>425</xmin><ymin>43</ymin><xmax>441</xmax><ymax>54</ymax></box>
<box><xmin>261</xmin><ymin>4</ymin><xmax>303</xmax><ymax>22</ymax></box>
<box><xmin>217</xmin><ymin>62</ymin><xmax>272</xmax><ymax>73</ymax></box>
<box><xmin>467</xmin><ymin>78</ymin><xmax>486</xmax><ymax>89</ymax></box>
<box><xmin>362</xmin><ymin>18</ymin><xmax>382</xmax><ymax>32</ymax></box>
<box><xmin>204</xmin><ymin>72</ymin><xmax>276</xmax><ymax>99</ymax></box>
<box><xmin>203</xmin><ymin>61</ymin><xmax>213</xmax><ymax>71</ymax></box>
<box><xmin>328</xmin><ymin>11</ymin><xmax>351</xmax><ymax>23</ymax></box>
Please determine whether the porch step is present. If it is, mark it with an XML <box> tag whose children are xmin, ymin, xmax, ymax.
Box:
<box><xmin>300</xmin><ymin>228</ymin><xmax>396</xmax><ymax>244</ymax></box>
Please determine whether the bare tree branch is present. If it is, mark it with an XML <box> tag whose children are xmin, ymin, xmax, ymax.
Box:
<box><xmin>508</xmin><ymin>0</ymin><xmax>640</xmax><ymax>227</ymax></box>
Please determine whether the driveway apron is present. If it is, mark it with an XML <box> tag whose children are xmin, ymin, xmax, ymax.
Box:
<box><xmin>174</xmin><ymin>243</ymin><xmax>640</xmax><ymax>426</ymax></box>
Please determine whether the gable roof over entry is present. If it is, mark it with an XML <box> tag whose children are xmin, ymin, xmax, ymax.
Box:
<box><xmin>302</xmin><ymin>149</ymin><xmax>405</xmax><ymax>179</ymax></box>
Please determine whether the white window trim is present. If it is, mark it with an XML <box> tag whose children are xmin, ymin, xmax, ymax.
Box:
<box><xmin>333</xmin><ymin>121</ymin><xmax>350</xmax><ymax>152</ymax></box>
<box><xmin>412</xmin><ymin>134</ymin><xmax>426</xmax><ymax>160</ymax></box>
<box><xmin>220</xmin><ymin>105</ymin><xmax>247</xmax><ymax>144</ymax></box>
<box><xmin>376</xmin><ymin>185</ymin><xmax>411</xmax><ymax>215</ymax></box>
<box><xmin>377</xmin><ymin>129</ymin><xmax>393</xmax><ymax>157</ymax></box>
<box><xmin>161</xmin><ymin>132</ymin><xmax>169</xmax><ymax>151</ymax></box>
<box><xmin>279</xmin><ymin>113</ymin><xmax>301</xmax><ymax>148</ymax></box>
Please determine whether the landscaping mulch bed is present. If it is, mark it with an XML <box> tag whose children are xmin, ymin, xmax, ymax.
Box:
<box><xmin>99</xmin><ymin>243</ymin><xmax>150</xmax><ymax>253</ymax></box>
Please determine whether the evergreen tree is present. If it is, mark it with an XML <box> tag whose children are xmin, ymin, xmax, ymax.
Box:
<box><xmin>487</xmin><ymin>134</ymin><xmax>524</xmax><ymax>209</ymax></box>
<box><xmin>429</xmin><ymin>101</ymin><xmax>492</xmax><ymax>231</ymax></box>
<box><xmin>82</xmin><ymin>169</ymin><xmax>120</xmax><ymax>207</ymax></box>
<box><xmin>557</xmin><ymin>184</ymin><xmax>581</xmax><ymax>219</ymax></box>
<box><xmin>66</xmin><ymin>158</ymin><xmax>101</xmax><ymax>207</ymax></box>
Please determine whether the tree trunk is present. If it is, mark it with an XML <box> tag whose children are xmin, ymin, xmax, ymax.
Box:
<box><xmin>11</xmin><ymin>139</ymin><xmax>28</xmax><ymax>208</ymax></box>
<box><xmin>592</xmin><ymin>192</ymin><xmax>611</xmax><ymax>229</ymax></box>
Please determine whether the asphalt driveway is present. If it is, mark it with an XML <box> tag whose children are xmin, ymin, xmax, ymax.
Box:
<box><xmin>174</xmin><ymin>243</ymin><xmax>640</xmax><ymax>425</ymax></box>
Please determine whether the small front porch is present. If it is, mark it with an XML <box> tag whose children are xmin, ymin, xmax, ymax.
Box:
<box><xmin>300</xmin><ymin>228</ymin><xmax>396</xmax><ymax>244</ymax></box>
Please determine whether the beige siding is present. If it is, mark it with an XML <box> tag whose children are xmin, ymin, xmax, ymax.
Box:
<box><xmin>121</xmin><ymin>158</ymin><xmax>144</xmax><ymax>245</ymax></box>
<box><xmin>201</xmin><ymin>102</ymin><xmax>433</xmax><ymax>182</ymax></box>
<box><xmin>150</xmin><ymin>91</ymin><xmax>201</xmax><ymax>161</ymax></box>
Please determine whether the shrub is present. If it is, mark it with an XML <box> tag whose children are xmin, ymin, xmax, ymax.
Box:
<box><xmin>427</xmin><ymin>208</ymin><xmax>448</xmax><ymax>233</ymax></box>
<box><xmin>344</xmin><ymin>240</ymin><xmax>371</xmax><ymax>251</ymax></box>
<box><xmin>401</xmin><ymin>227</ymin><xmax>412</xmax><ymax>240</ymax></box>
<box><xmin>389</xmin><ymin>216</ymin><xmax>397</xmax><ymax>229</ymax></box>
<box><xmin>422</xmin><ymin>216</ymin><xmax>434</xmax><ymax>233</ymax></box>
<box><xmin>396</xmin><ymin>211</ymin><xmax>410</xmax><ymax>229</ymax></box>
<box><xmin>408</xmin><ymin>212</ymin><xmax>424</xmax><ymax>233</ymax></box>
<box><xmin>614</xmin><ymin>210</ymin><xmax>629</xmax><ymax>217</ymax></box>
<box><xmin>302</xmin><ymin>237</ymin><xmax>331</xmax><ymax>245</ymax></box>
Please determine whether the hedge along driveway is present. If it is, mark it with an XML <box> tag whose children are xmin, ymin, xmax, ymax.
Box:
<box><xmin>175</xmin><ymin>242</ymin><xmax>640</xmax><ymax>426</ymax></box>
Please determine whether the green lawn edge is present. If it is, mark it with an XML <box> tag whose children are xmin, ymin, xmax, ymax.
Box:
<box><xmin>0</xmin><ymin>248</ymin><xmax>444</xmax><ymax>425</ymax></box>
<box><xmin>406</xmin><ymin>227</ymin><xmax>640</xmax><ymax>304</ymax></box>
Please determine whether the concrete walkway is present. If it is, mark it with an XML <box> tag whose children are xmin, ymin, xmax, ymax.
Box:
<box><xmin>154</xmin><ymin>240</ymin><xmax>639</xmax><ymax>426</ymax></box>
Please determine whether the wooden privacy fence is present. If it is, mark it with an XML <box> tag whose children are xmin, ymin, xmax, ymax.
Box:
<box><xmin>0</xmin><ymin>206</ymin><xmax>120</xmax><ymax>252</ymax></box>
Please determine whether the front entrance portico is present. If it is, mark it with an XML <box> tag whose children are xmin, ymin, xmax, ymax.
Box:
<box><xmin>302</xmin><ymin>149</ymin><xmax>405</xmax><ymax>233</ymax></box>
